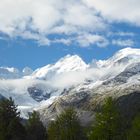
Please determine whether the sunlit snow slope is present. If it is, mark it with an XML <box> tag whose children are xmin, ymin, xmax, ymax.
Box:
<box><xmin>1</xmin><ymin>47</ymin><xmax>140</xmax><ymax>117</ymax></box>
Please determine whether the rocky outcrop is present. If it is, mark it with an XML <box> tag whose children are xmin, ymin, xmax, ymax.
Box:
<box><xmin>39</xmin><ymin>82</ymin><xmax>140</xmax><ymax>127</ymax></box>
<box><xmin>116</xmin><ymin>91</ymin><xmax>140</xmax><ymax>121</ymax></box>
<box><xmin>28</xmin><ymin>87</ymin><xmax>51</xmax><ymax>102</ymax></box>
<box><xmin>103</xmin><ymin>62</ymin><xmax>140</xmax><ymax>85</ymax></box>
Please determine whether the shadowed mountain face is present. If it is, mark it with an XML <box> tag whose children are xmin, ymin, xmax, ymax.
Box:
<box><xmin>27</xmin><ymin>87</ymin><xmax>51</xmax><ymax>102</ymax></box>
<box><xmin>39</xmin><ymin>89</ymin><xmax>140</xmax><ymax>127</ymax></box>
<box><xmin>116</xmin><ymin>91</ymin><xmax>140</xmax><ymax>121</ymax></box>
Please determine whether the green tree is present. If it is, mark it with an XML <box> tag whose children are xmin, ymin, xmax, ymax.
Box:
<box><xmin>26</xmin><ymin>111</ymin><xmax>47</xmax><ymax>140</ymax></box>
<box><xmin>88</xmin><ymin>97</ymin><xmax>122</xmax><ymax>140</ymax></box>
<box><xmin>128</xmin><ymin>113</ymin><xmax>140</xmax><ymax>140</ymax></box>
<box><xmin>0</xmin><ymin>97</ymin><xmax>26</xmax><ymax>140</ymax></box>
<box><xmin>7</xmin><ymin>117</ymin><xmax>27</xmax><ymax>140</ymax></box>
<box><xmin>48</xmin><ymin>108</ymin><xmax>86</xmax><ymax>140</ymax></box>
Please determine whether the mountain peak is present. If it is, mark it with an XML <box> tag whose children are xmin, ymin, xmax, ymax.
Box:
<box><xmin>22</xmin><ymin>67</ymin><xmax>33</xmax><ymax>76</ymax></box>
<box><xmin>55</xmin><ymin>54</ymin><xmax>87</xmax><ymax>71</ymax></box>
<box><xmin>0</xmin><ymin>67</ymin><xmax>20</xmax><ymax>79</ymax></box>
<box><xmin>60</xmin><ymin>54</ymin><xmax>83</xmax><ymax>60</ymax></box>
<box><xmin>30</xmin><ymin>54</ymin><xmax>88</xmax><ymax>80</ymax></box>
<box><xmin>114</xmin><ymin>47</ymin><xmax>140</xmax><ymax>59</ymax></box>
<box><xmin>108</xmin><ymin>47</ymin><xmax>140</xmax><ymax>65</ymax></box>
<box><xmin>96</xmin><ymin>47</ymin><xmax>140</xmax><ymax>68</ymax></box>
<box><xmin>0</xmin><ymin>67</ymin><xmax>19</xmax><ymax>73</ymax></box>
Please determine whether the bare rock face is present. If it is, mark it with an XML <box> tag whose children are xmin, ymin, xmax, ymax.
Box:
<box><xmin>103</xmin><ymin>62</ymin><xmax>140</xmax><ymax>85</ymax></box>
<box><xmin>39</xmin><ymin>80</ymin><xmax>140</xmax><ymax>127</ymax></box>
<box><xmin>116</xmin><ymin>91</ymin><xmax>140</xmax><ymax>121</ymax></box>
<box><xmin>28</xmin><ymin>87</ymin><xmax>51</xmax><ymax>102</ymax></box>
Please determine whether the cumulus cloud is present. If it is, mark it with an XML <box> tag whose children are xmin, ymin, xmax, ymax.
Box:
<box><xmin>0</xmin><ymin>0</ymin><xmax>107</xmax><ymax>47</ymax></box>
<box><xmin>76</xmin><ymin>34</ymin><xmax>109</xmax><ymax>47</ymax></box>
<box><xmin>0</xmin><ymin>0</ymin><xmax>139</xmax><ymax>47</ymax></box>
<box><xmin>114</xmin><ymin>32</ymin><xmax>135</xmax><ymax>37</ymax></box>
<box><xmin>112</xmin><ymin>39</ymin><xmax>134</xmax><ymax>47</ymax></box>
<box><xmin>46</xmin><ymin>33</ymin><xmax>109</xmax><ymax>47</ymax></box>
<box><xmin>53</xmin><ymin>38</ymin><xmax>72</xmax><ymax>46</ymax></box>
<box><xmin>83</xmin><ymin>0</ymin><xmax>140</xmax><ymax>25</ymax></box>
<box><xmin>108</xmin><ymin>32</ymin><xmax>135</xmax><ymax>37</ymax></box>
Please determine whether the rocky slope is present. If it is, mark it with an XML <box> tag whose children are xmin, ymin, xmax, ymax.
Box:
<box><xmin>39</xmin><ymin>74</ymin><xmax>140</xmax><ymax>126</ymax></box>
<box><xmin>0</xmin><ymin>47</ymin><xmax>140</xmax><ymax>122</ymax></box>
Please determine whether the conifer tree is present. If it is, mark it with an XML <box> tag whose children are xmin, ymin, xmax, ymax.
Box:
<box><xmin>26</xmin><ymin>111</ymin><xmax>47</xmax><ymax>140</ymax></box>
<box><xmin>48</xmin><ymin>108</ymin><xmax>86</xmax><ymax>140</ymax></box>
<box><xmin>128</xmin><ymin>113</ymin><xmax>140</xmax><ymax>140</ymax></box>
<box><xmin>7</xmin><ymin>117</ymin><xmax>27</xmax><ymax>140</ymax></box>
<box><xmin>88</xmin><ymin>97</ymin><xmax>122</xmax><ymax>140</ymax></box>
<box><xmin>0</xmin><ymin>97</ymin><xmax>26</xmax><ymax>140</ymax></box>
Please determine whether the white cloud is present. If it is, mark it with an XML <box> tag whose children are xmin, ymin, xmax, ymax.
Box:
<box><xmin>37</xmin><ymin>38</ymin><xmax>51</xmax><ymax>46</ymax></box>
<box><xmin>62</xmin><ymin>4</ymin><xmax>106</xmax><ymax>32</ymax></box>
<box><xmin>83</xmin><ymin>0</ymin><xmax>140</xmax><ymax>25</ymax></box>
<box><xmin>76</xmin><ymin>34</ymin><xmax>109</xmax><ymax>47</ymax></box>
<box><xmin>108</xmin><ymin>32</ymin><xmax>135</xmax><ymax>37</ymax></box>
<box><xmin>0</xmin><ymin>0</ymin><xmax>139</xmax><ymax>47</ymax></box>
<box><xmin>115</xmin><ymin>32</ymin><xmax>135</xmax><ymax>37</ymax></box>
<box><xmin>53</xmin><ymin>38</ymin><xmax>72</xmax><ymax>46</ymax></box>
<box><xmin>112</xmin><ymin>39</ymin><xmax>134</xmax><ymax>47</ymax></box>
<box><xmin>49</xmin><ymin>63</ymin><xmax>128</xmax><ymax>88</ymax></box>
<box><xmin>0</xmin><ymin>0</ymin><xmax>107</xmax><ymax>46</ymax></box>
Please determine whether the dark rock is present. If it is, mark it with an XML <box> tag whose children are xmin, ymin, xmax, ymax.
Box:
<box><xmin>27</xmin><ymin>87</ymin><xmax>50</xmax><ymax>102</ymax></box>
<box><xmin>116</xmin><ymin>91</ymin><xmax>140</xmax><ymax>121</ymax></box>
<box><xmin>103</xmin><ymin>62</ymin><xmax>140</xmax><ymax>85</ymax></box>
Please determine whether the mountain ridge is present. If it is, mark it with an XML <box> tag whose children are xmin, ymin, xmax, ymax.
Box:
<box><xmin>0</xmin><ymin>47</ymin><xmax>140</xmax><ymax>120</ymax></box>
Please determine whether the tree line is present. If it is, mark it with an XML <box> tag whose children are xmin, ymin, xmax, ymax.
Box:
<box><xmin>0</xmin><ymin>97</ymin><xmax>140</xmax><ymax>140</ymax></box>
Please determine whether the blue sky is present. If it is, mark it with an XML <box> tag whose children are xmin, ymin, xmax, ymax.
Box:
<box><xmin>0</xmin><ymin>0</ymin><xmax>140</xmax><ymax>70</ymax></box>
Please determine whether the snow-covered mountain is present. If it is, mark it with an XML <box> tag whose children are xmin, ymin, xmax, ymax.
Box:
<box><xmin>0</xmin><ymin>67</ymin><xmax>20</xmax><ymax>79</ymax></box>
<box><xmin>22</xmin><ymin>67</ymin><xmax>33</xmax><ymax>76</ymax></box>
<box><xmin>1</xmin><ymin>47</ymin><xmax>140</xmax><ymax>119</ymax></box>
<box><xmin>26</xmin><ymin>54</ymin><xmax>88</xmax><ymax>80</ymax></box>
<box><xmin>0</xmin><ymin>67</ymin><xmax>33</xmax><ymax>79</ymax></box>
